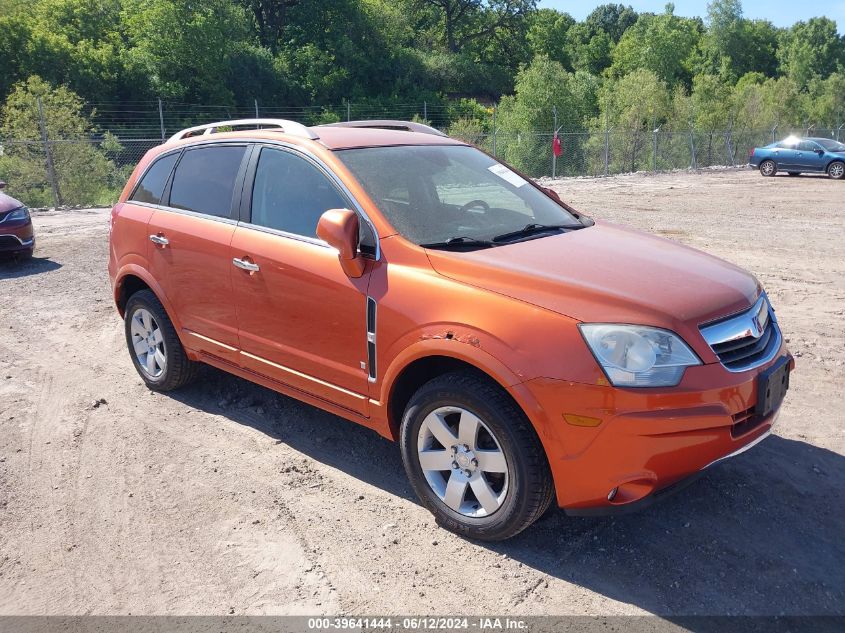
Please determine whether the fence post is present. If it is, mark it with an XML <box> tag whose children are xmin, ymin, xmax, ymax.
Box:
<box><xmin>36</xmin><ymin>97</ymin><xmax>61</xmax><ymax>208</ymax></box>
<box><xmin>604</xmin><ymin>110</ymin><xmax>611</xmax><ymax>176</ymax></box>
<box><xmin>771</xmin><ymin>124</ymin><xmax>778</xmax><ymax>144</ymax></box>
<box><xmin>423</xmin><ymin>101</ymin><xmax>427</xmax><ymax>121</ymax></box>
<box><xmin>551</xmin><ymin>106</ymin><xmax>557</xmax><ymax>178</ymax></box>
<box><xmin>725</xmin><ymin>130</ymin><xmax>735</xmax><ymax>166</ymax></box>
<box><xmin>652</xmin><ymin>122</ymin><xmax>660</xmax><ymax>172</ymax></box>
<box><xmin>158</xmin><ymin>98</ymin><xmax>165</xmax><ymax>142</ymax></box>
<box><xmin>254</xmin><ymin>99</ymin><xmax>259</xmax><ymax>118</ymax></box>
<box><xmin>688</xmin><ymin>127</ymin><xmax>697</xmax><ymax>170</ymax></box>
<box><xmin>838</xmin><ymin>123</ymin><xmax>844</xmax><ymax>142</ymax></box>
<box><xmin>346</xmin><ymin>102</ymin><xmax>351</xmax><ymax>122</ymax></box>
<box><xmin>491</xmin><ymin>105</ymin><xmax>497</xmax><ymax>158</ymax></box>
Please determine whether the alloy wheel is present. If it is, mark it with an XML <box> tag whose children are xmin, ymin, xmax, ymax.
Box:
<box><xmin>829</xmin><ymin>163</ymin><xmax>844</xmax><ymax>179</ymax></box>
<box><xmin>417</xmin><ymin>406</ymin><xmax>509</xmax><ymax>517</ymax></box>
<box><xmin>130</xmin><ymin>308</ymin><xmax>166</xmax><ymax>378</ymax></box>
<box><xmin>761</xmin><ymin>161</ymin><xmax>775</xmax><ymax>176</ymax></box>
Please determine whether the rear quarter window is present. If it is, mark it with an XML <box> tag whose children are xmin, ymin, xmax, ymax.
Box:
<box><xmin>130</xmin><ymin>152</ymin><xmax>179</xmax><ymax>205</ymax></box>
<box><xmin>168</xmin><ymin>145</ymin><xmax>247</xmax><ymax>218</ymax></box>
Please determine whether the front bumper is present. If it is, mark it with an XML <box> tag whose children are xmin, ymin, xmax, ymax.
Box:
<box><xmin>0</xmin><ymin>222</ymin><xmax>35</xmax><ymax>253</ymax></box>
<box><xmin>519</xmin><ymin>348</ymin><xmax>793</xmax><ymax>513</ymax></box>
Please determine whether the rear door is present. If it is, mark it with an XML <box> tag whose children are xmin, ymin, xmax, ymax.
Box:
<box><xmin>147</xmin><ymin>143</ymin><xmax>250</xmax><ymax>364</ymax></box>
<box><xmin>229</xmin><ymin>145</ymin><xmax>374</xmax><ymax>415</ymax></box>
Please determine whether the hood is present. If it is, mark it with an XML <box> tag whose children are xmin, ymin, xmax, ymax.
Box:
<box><xmin>0</xmin><ymin>191</ymin><xmax>24</xmax><ymax>214</ymax></box>
<box><xmin>425</xmin><ymin>220</ymin><xmax>760</xmax><ymax>336</ymax></box>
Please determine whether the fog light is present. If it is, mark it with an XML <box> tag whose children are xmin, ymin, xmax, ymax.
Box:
<box><xmin>607</xmin><ymin>487</ymin><xmax>618</xmax><ymax>501</ymax></box>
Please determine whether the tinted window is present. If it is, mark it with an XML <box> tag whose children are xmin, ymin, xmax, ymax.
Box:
<box><xmin>130</xmin><ymin>152</ymin><xmax>179</xmax><ymax>204</ymax></box>
<box><xmin>798</xmin><ymin>141</ymin><xmax>818</xmax><ymax>151</ymax></box>
<box><xmin>250</xmin><ymin>148</ymin><xmax>347</xmax><ymax>238</ymax></box>
<box><xmin>169</xmin><ymin>146</ymin><xmax>246</xmax><ymax>217</ymax></box>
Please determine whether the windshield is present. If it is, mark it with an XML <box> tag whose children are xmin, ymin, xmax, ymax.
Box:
<box><xmin>816</xmin><ymin>138</ymin><xmax>845</xmax><ymax>152</ymax></box>
<box><xmin>336</xmin><ymin>145</ymin><xmax>583</xmax><ymax>246</ymax></box>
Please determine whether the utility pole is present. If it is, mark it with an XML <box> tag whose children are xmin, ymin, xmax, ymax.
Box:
<box><xmin>37</xmin><ymin>97</ymin><xmax>61</xmax><ymax>208</ymax></box>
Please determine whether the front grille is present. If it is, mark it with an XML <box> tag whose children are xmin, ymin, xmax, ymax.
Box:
<box><xmin>700</xmin><ymin>294</ymin><xmax>782</xmax><ymax>372</ymax></box>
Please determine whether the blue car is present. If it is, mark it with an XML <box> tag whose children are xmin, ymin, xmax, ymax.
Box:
<box><xmin>749</xmin><ymin>136</ymin><xmax>845</xmax><ymax>179</ymax></box>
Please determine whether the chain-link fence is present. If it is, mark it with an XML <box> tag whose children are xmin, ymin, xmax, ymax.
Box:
<box><xmin>2</xmin><ymin>98</ymin><xmax>843</xmax><ymax>207</ymax></box>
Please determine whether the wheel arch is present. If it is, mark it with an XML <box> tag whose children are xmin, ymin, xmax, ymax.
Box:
<box><xmin>113</xmin><ymin>265</ymin><xmax>183</xmax><ymax>334</ymax></box>
<box><xmin>380</xmin><ymin>342</ymin><xmax>537</xmax><ymax>443</ymax></box>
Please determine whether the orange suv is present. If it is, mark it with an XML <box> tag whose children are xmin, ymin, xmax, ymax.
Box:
<box><xmin>108</xmin><ymin>119</ymin><xmax>792</xmax><ymax>540</ymax></box>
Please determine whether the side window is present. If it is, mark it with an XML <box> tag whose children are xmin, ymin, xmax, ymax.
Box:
<box><xmin>130</xmin><ymin>152</ymin><xmax>179</xmax><ymax>204</ymax></box>
<box><xmin>250</xmin><ymin>148</ymin><xmax>348</xmax><ymax>238</ymax></box>
<box><xmin>168</xmin><ymin>145</ymin><xmax>246</xmax><ymax>218</ymax></box>
<box><xmin>798</xmin><ymin>141</ymin><xmax>817</xmax><ymax>152</ymax></box>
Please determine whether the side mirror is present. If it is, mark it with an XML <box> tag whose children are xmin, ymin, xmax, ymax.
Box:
<box><xmin>817</xmin><ymin>149</ymin><xmax>825</xmax><ymax>155</ymax></box>
<box><xmin>317</xmin><ymin>208</ymin><xmax>366</xmax><ymax>278</ymax></box>
<box><xmin>0</xmin><ymin>181</ymin><xmax>6</xmax><ymax>190</ymax></box>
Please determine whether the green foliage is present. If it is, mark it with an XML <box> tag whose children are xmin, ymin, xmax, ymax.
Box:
<box><xmin>778</xmin><ymin>18</ymin><xmax>845</xmax><ymax>89</ymax></box>
<box><xmin>0</xmin><ymin>76</ymin><xmax>119</xmax><ymax>206</ymax></box>
<box><xmin>610</xmin><ymin>6</ymin><xmax>702</xmax><ymax>86</ymax></box>
<box><xmin>496</xmin><ymin>57</ymin><xmax>599</xmax><ymax>175</ymax></box>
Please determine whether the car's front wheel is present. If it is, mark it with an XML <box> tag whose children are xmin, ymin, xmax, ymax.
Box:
<box><xmin>828</xmin><ymin>161</ymin><xmax>845</xmax><ymax>180</ymax></box>
<box><xmin>760</xmin><ymin>160</ymin><xmax>777</xmax><ymax>177</ymax></box>
<box><xmin>124</xmin><ymin>289</ymin><xmax>198</xmax><ymax>391</ymax></box>
<box><xmin>400</xmin><ymin>371</ymin><xmax>554</xmax><ymax>541</ymax></box>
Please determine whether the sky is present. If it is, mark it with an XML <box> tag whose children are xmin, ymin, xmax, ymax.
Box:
<box><xmin>537</xmin><ymin>0</ymin><xmax>845</xmax><ymax>31</ymax></box>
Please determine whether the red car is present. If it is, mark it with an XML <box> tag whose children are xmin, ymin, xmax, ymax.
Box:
<box><xmin>0</xmin><ymin>181</ymin><xmax>34</xmax><ymax>259</ymax></box>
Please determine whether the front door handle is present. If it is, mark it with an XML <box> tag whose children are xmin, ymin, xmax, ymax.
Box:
<box><xmin>233</xmin><ymin>257</ymin><xmax>260</xmax><ymax>272</ymax></box>
<box><xmin>149</xmin><ymin>234</ymin><xmax>169</xmax><ymax>246</ymax></box>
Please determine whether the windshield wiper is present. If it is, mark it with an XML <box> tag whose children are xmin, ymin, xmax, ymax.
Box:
<box><xmin>491</xmin><ymin>223</ymin><xmax>578</xmax><ymax>244</ymax></box>
<box><xmin>420</xmin><ymin>236</ymin><xmax>496</xmax><ymax>250</ymax></box>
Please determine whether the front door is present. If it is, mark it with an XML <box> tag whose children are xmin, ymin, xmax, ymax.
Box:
<box><xmin>147</xmin><ymin>143</ymin><xmax>249</xmax><ymax>364</ymax></box>
<box><xmin>230</xmin><ymin>145</ymin><xmax>372</xmax><ymax>415</ymax></box>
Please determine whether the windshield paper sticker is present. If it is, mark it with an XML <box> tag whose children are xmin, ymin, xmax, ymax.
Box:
<box><xmin>488</xmin><ymin>163</ymin><xmax>527</xmax><ymax>188</ymax></box>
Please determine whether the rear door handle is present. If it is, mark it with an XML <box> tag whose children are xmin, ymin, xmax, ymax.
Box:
<box><xmin>233</xmin><ymin>257</ymin><xmax>260</xmax><ymax>272</ymax></box>
<box><xmin>149</xmin><ymin>234</ymin><xmax>169</xmax><ymax>246</ymax></box>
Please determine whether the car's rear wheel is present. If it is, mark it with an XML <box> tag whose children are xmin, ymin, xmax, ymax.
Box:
<box><xmin>124</xmin><ymin>289</ymin><xmax>197</xmax><ymax>391</ymax></box>
<box><xmin>788</xmin><ymin>172</ymin><xmax>800</xmax><ymax>177</ymax></box>
<box><xmin>760</xmin><ymin>160</ymin><xmax>777</xmax><ymax>177</ymax></box>
<box><xmin>827</xmin><ymin>161</ymin><xmax>845</xmax><ymax>180</ymax></box>
<box><xmin>399</xmin><ymin>371</ymin><xmax>554</xmax><ymax>541</ymax></box>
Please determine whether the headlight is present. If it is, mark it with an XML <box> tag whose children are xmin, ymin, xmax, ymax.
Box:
<box><xmin>4</xmin><ymin>206</ymin><xmax>30</xmax><ymax>222</ymax></box>
<box><xmin>579</xmin><ymin>324</ymin><xmax>700</xmax><ymax>387</ymax></box>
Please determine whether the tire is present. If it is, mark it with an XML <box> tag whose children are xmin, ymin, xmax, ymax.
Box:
<box><xmin>124</xmin><ymin>289</ymin><xmax>197</xmax><ymax>391</ymax></box>
<box><xmin>399</xmin><ymin>370</ymin><xmax>554</xmax><ymax>541</ymax></box>
<box><xmin>827</xmin><ymin>161</ymin><xmax>845</xmax><ymax>180</ymax></box>
<box><xmin>788</xmin><ymin>172</ymin><xmax>800</xmax><ymax>177</ymax></box>
<box><xmin>759</xmin><ymin>160</ymin><xmax>777</xmax><ymax>177</ymax></box>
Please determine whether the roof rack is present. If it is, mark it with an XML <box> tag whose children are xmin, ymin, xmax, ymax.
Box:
<box><xmin>319</xmin><ymin>120</ymin><xmax>447</xmax><ymax>137</ymax></box>
<box><xmin>167</xmin><ymin>118</ymin><xmax>319</xmax><ymax>143</ymax></box>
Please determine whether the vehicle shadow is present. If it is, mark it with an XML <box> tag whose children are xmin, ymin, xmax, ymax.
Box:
<box><xmin>170</xmin><ymin>366</ymin><xmax>845</xmax><ymax>617</ymax></box>
<box><xmin>0</xmin><ymin>256</ymin><xmax>62</xmax><ymax>279</ymax></box>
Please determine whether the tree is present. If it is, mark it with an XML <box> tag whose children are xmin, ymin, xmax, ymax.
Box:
<box><xmin>526</xmin><ymin>8</ymin><xmax>574</xmax><ymax>68</ymax></box>
<box><xmin>584</xmin><ymin>3</ymin><xmax>638</xmax><ymax>42</ymax></box>
<box><xmin>698</xmin><ymin>1</ymin><xmax>779</xmax><ymax>80</ymax></box>
<box><xmin>609</xmin><ymin>5</ymin><xmax>702</xmax><ymax>87</ymax></box>
<box><xmin>0</xmin><ymin>76</ymin><xmax>119</xmax><ymax>206</ymax></box>
<box><xmin>496</xmin><ymin>56</ymin><xmax>599</xmax><ymax>175</ymax></box>
<box><xmin>778</xmin><ymin>18</ymin><xmax>845</xmax><ymax>89</ymax></box>
<box><xmin>238</xmin><ymin>0</ymin><xmax>299</xmax><ymax>52</ymax></box>
<box><xmin>413</xmin><ymin>0</ymin><xmax>535</xmax><ymax>54</ymax></box>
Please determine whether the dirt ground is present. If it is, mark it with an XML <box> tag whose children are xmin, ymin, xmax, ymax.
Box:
<box><xmin>0</xmin><ymin>167</ymin><xmax>843</xmax><ymax>617</ymax></box>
